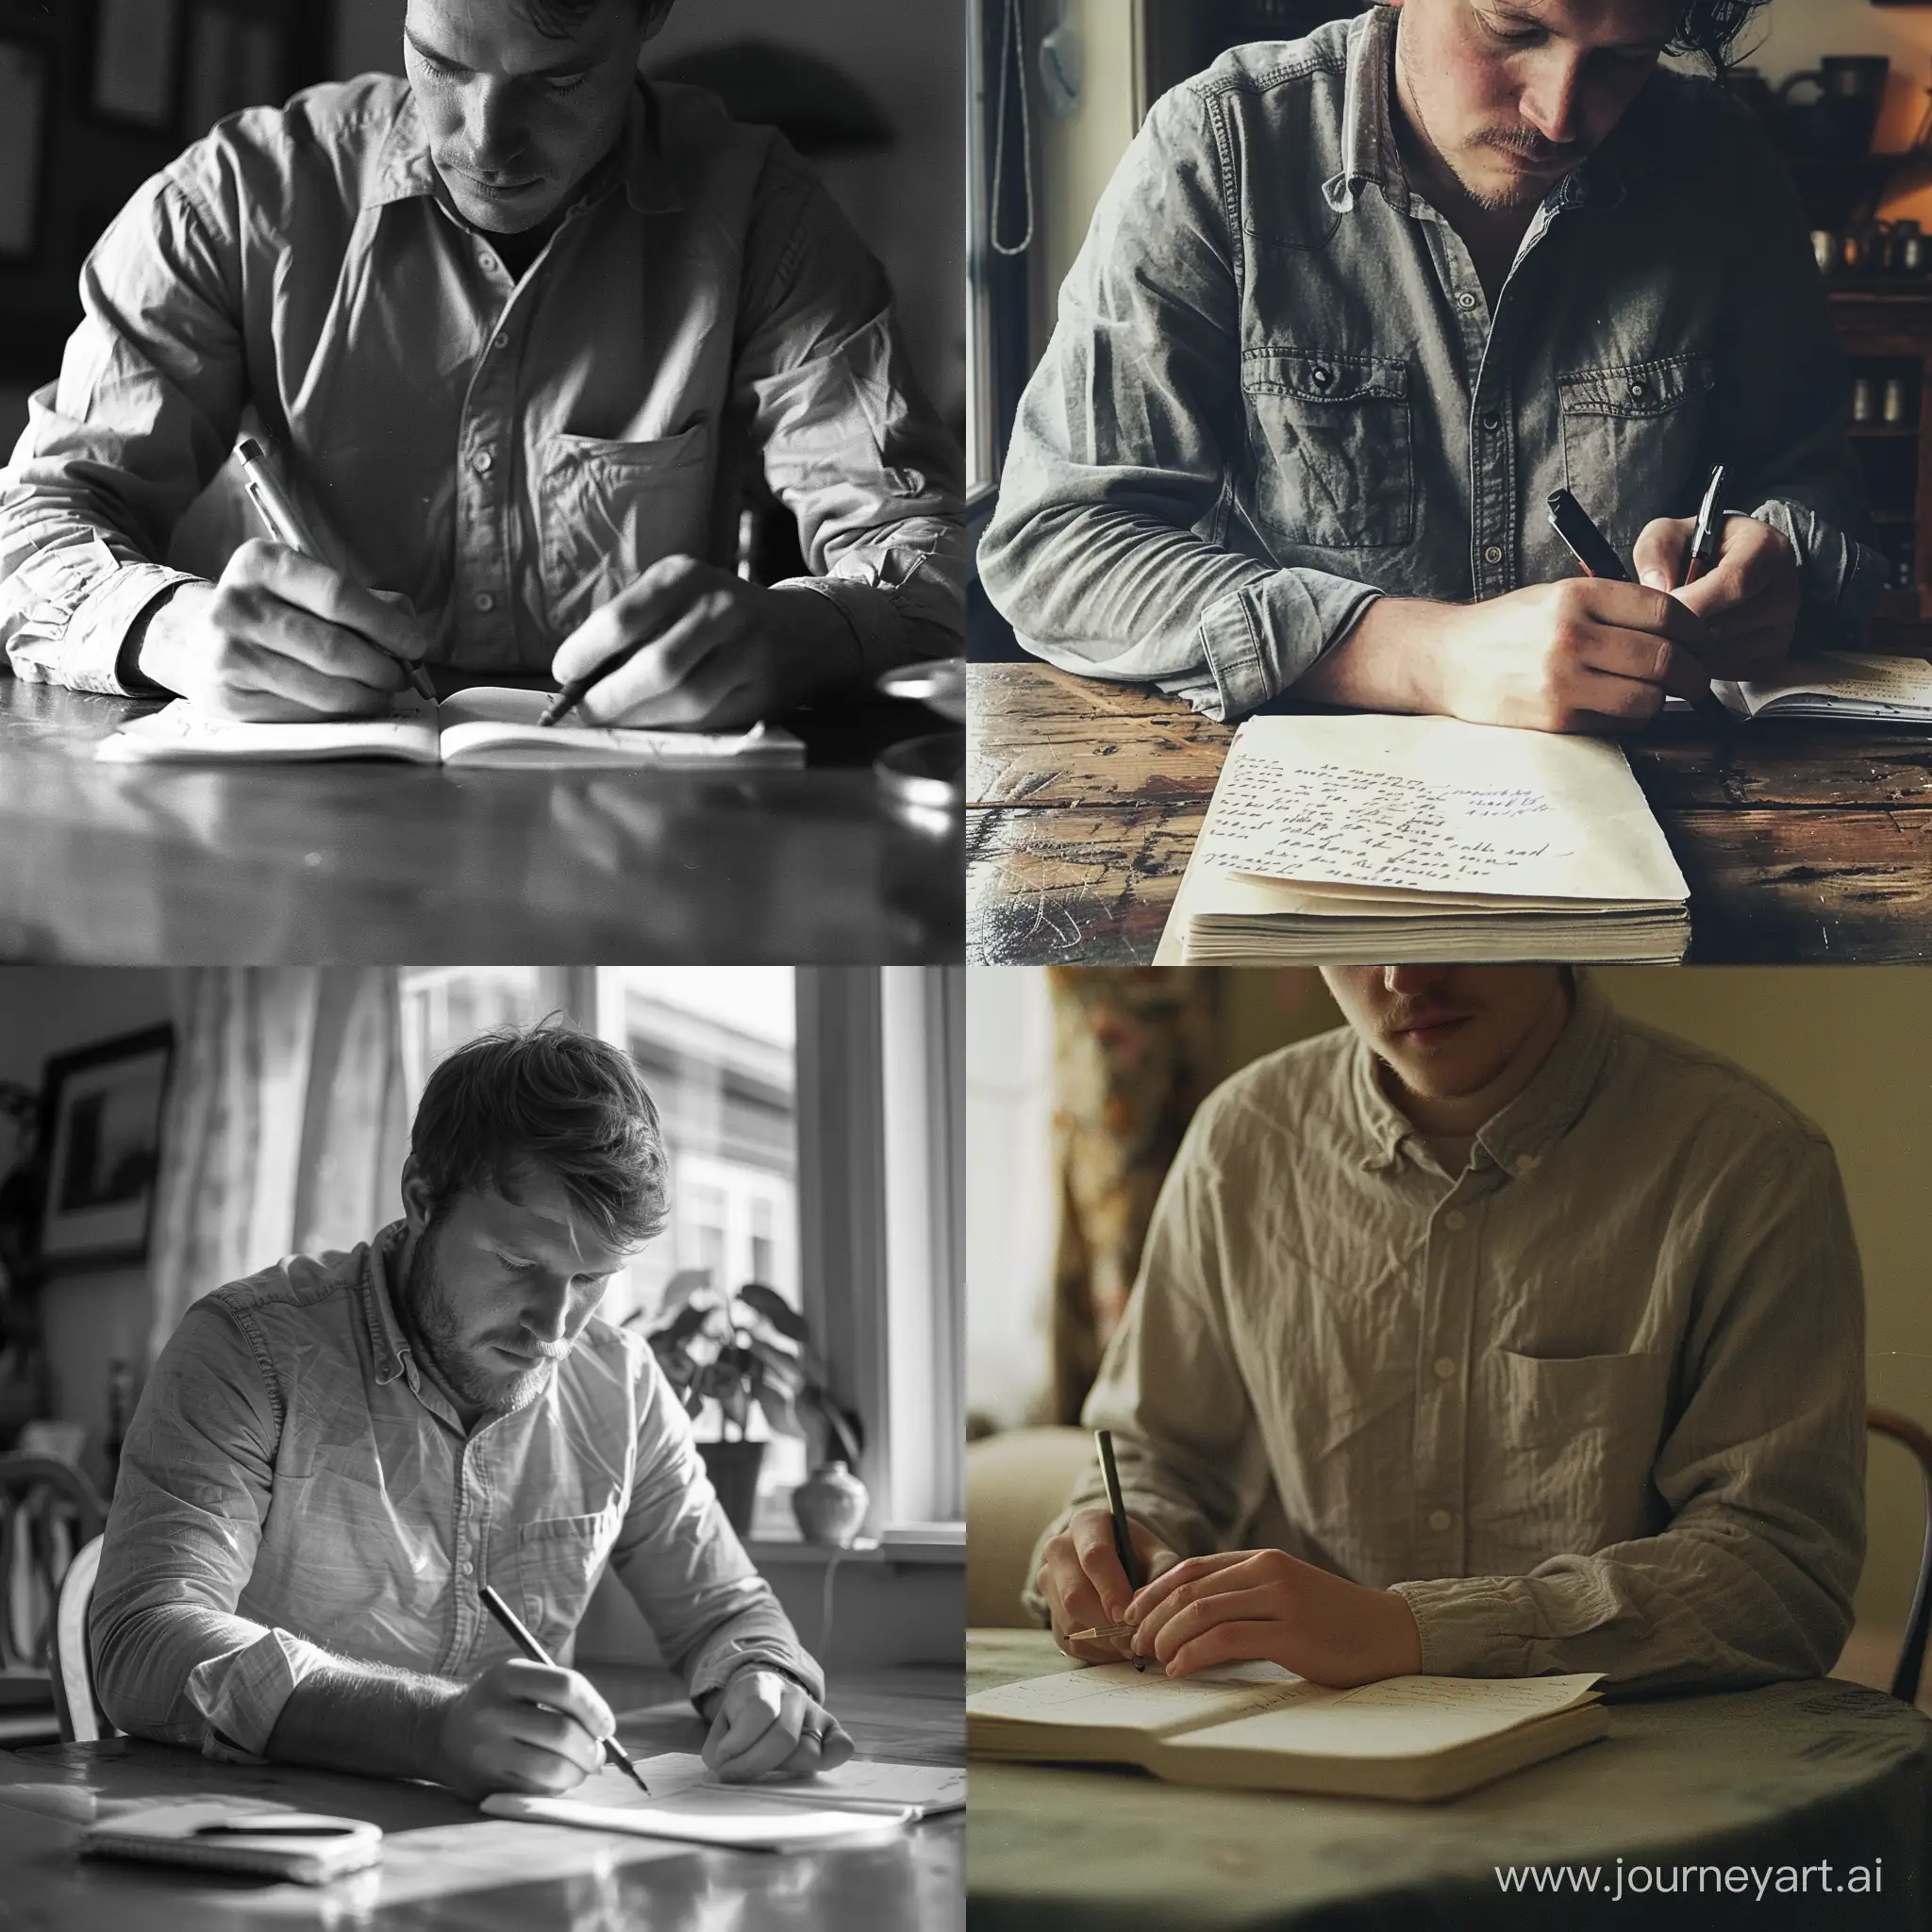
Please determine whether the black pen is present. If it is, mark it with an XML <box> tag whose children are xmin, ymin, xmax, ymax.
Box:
<box><xmin>1683</xmin><ymin>464</ymin><xmax>1727</xmax><ymax>585</ymax></box>
<box><xmin>1546</xmin><ymin>490</ymin><xmax>1728</xmax><ymax>724</ymax></box>
<box><xmin>478</xmin><ymin>1584</ymin><xmax>651</xmax><ymax>1795</ymax></box>
<box><xmin>539</xmin><ymin>637</ymin><xmax>649</xmax><ymax>728</ymax></box>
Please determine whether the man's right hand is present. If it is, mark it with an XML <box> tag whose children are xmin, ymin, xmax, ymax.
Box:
<box><xmin>429</xmin><ymin>1658</ymin><xmax>616</xmax><ymax>1803</ymax></box>
<box><xmin>132</xmin><ymin>539</ymin><xmax>425</xmax><ymax>720</ymax></box>
<box><xmin>1304</xmin><ymin>577</ymin><xmax>1722</xmax><ymax>734</ymax></box>
<box><xmin>1037</xmin><ymin>1507</ymin><xmax>1181</xmax><ymax>1663</ymax></box>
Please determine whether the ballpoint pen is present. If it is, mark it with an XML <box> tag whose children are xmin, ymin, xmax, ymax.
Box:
<box><xmin>478</xmin><ymin>1583</ymin><xmax>652</xmax><ymax>1796</ymax></box>
<box><xmin>235</xmin><ymin>436</ymin><xmax>437</xmax><ymax>703</ymax></box>
<box><xmin>1067</xmin><ymin>1431</ymin><xmax>1149</xmax><ymax>1664</ymax></box>
<box><xmin>539</xmin><ymin>636</ymin><xmax>648</xmax><ymax>728</ymax></box>
<box><xmin>1683</xmin><ymin>463</ymin><xmax>1727</xmax><ymax>585</ymax></box>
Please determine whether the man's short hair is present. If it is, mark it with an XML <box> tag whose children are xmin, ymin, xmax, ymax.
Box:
<box><xmin>518</xmin><ymin>0</ymin><xmax>660</xmax><ymax>40</ymax></box>
<box><xmin>410</xmin><ymin>1020</ymin><xmax>670</xmax><ymax>1248</ymax></box>
<box><xmin>1672</xmin><ymin>0</ymin><xmax>1771</xmax><ymax>75</ymax></box>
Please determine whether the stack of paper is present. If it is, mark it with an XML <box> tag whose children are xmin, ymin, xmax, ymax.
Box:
<box><xmin>1156</xmin><ymin>713</ymin><xmax>1690</xmax><ymax>964</ymax></box>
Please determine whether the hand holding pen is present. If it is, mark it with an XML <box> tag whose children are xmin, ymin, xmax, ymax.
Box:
<box><xmin>1042</xmin><ymin>1429</ymin><xmax>1181</xmax><ymax>1662</ymax></box>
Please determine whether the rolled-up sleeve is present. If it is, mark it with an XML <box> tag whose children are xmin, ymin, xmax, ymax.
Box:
<box><xmin>609</xmin><ymin>1352</ymin><xmax>823</xmax><ymax>1706</ymax></box>
<box><xmin>978</xmin><ymin>83</ymin><xmax>1380</xmax><ymax>722</ymax></box>
<box><xmin>739</xmin><ymin>145</ymin><xmax>963</xmax><ymax>680</ymax></box>
<box><xmin>1393</xmin><ymin>1136</ymin><xmax>1866</xmax><ymax>1691</ymax></box>
<box><xmin>0</xmin><ymin>152</ymin><xmax>247</xmax><ymax>693</ymax></box>
<box><xmin>90</xmin><ymin>1300</ymin><xmax>332</xmax><ymax>1758</ymax></box>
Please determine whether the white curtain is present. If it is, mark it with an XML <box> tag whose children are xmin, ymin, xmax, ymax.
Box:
<box><xmin>147</xmin><ymin>969</ymin><xmax>408</xmax><ymax>1364</ymax></box>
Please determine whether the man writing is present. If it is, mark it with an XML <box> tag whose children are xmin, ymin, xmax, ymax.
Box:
<box><xmin>1034</xmin><ymin>967</ymin><xmax>1865</xmax><ymax>1691</ymax></box>
<box><xmin>982</xmin><ymin>1</ymin><xmax>1883</xmax><ymax>733</ymax></box>
<box><xmin>92</xmin><ymin>1024</ymin><xmax>850</xmax><ymax>1796</ymax></box>
<box><xmin>0</xmin><ymin>0</ymin><xmax>959</xmax><ymax>727</ymax></box>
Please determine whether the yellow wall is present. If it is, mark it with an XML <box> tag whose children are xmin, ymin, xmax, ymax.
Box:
<box><xmin>1210</xmin><ymin>968</ymin><xmax>1932</xmax><ymax>1632</ymax></box>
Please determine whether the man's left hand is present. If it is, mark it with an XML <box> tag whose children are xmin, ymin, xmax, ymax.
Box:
<box><xmin>551</xmin><ymin>557</ymin><xmax>858</xmax><ymax>729</ymax></box>
<box><xmin>701</xmin><ymin>1668</ymin><xmax>855</xmax><ymax>1783</ymax></box>
<box><xmin>1126</xmin><ymin>1549</ymin><xmax>1424</xmax><ymax>1687</ymax></box>
<box><xmin>1633</xmin><ymin>513</ymin><xmax>1802</xmax><ymax>681</ymax></box>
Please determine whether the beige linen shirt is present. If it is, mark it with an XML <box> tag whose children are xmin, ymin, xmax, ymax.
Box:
<box><xmin>0</xmin><ymin>74</ymin><xmax>960</xmax><ymax>693</ymax></box>
<box><xmin>1029</xmin><ymin>975</ymin><xmax>1866</xmax><ymax>1691</ymax></box>
<box><xmin>92</xmin><ymin>1224</ymin><xmax>816</xmax><ymax>1760</ymax></box>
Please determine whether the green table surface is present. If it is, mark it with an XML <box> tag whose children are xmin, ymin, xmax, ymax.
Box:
<box><xmin>966</xmin><ymin>1628</ymin><xmax>1932</xmax><ymax>1932</ymax></box>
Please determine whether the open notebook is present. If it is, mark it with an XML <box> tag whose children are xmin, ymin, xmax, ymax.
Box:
<box><xmin>968</xmin><ymin>1661</ymin><xmax>1607</xmax><ymax>1804</ymax></box>
<box><xmin>1155</xmin><ymin>713</ymin><xmax>1690</xmax><ymax>965</ymax></box>
<box><xmin>480</xmin><ymin>1755</ymin><xmax>959</xmax><ymax>1851</ymax></box>
<box><xmin>93</xmin><ymin>688</ymin><xmax>804</xmax><ymax>770</ymax></box>
<box><xmin>1707</xmin><ymin>651</ymin><xmax>1932</xmax><ymax>724</ymax></box>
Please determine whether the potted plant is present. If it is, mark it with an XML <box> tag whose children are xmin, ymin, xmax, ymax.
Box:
<box><xmin>636</xmin><ymin>1272</ymin><xmax>867</xmax><ymax>1542</ymax></box>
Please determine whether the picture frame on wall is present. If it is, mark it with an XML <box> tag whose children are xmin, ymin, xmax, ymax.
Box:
<box><xmin>37</xmin><ymin>1026</ymin><xmax>174</xmax><ymax>1273</ymax></box>
<box><xmin>0</xmin><ymin>37</ymin><xmax>53</xmax><ymax>265</ymax></box>
<box><xmin>90</xmin><ymin>0</ymin><xmax>182</xmax><ymax>132</ymax></box>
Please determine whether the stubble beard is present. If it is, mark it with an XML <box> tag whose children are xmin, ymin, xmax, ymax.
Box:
<box><xmin>1395</xmin><ymin>27</ymin><xmax>1554</xmax><ymax>214</ymax></box>
<box><xmin>400</xmin><ymin>1217</ymin><xmax>558</xmax><ymax>1420</ymax></box>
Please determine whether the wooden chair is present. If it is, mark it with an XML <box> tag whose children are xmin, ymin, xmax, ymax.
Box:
<box><xmin>47</xmin><ymin>1534</ymin><xmax>112</xmax><ymax>1742</ymax></box>
<box><xmin>1869</xmin><ymin>1407</ymin><xmax>1932</xmax><ymax>1707</ymax></box>
<box><xmin>0</xmin><ymin>1454</ymin><xmax>107</xmax><ymax>1687</ymax></box>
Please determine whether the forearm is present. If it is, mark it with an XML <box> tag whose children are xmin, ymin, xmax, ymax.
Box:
<box><xmin>1293</xmin><ymin>596</ymin><xmax>1460</xmax><ymax>712</ymax></box>
<box><xmin>1391</xmin><ymin>1520</ymin><xmax>1855</xmax><ymax>1692</ymax></box>
<box><xmin>264</xmin><ymin>1658</ymin><xmax>461</xmax><ymax>1784</ymax></box>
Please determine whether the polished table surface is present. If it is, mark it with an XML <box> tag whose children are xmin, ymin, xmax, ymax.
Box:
<box><xmin>966</xmin><ymin>1630</ymin><xmax>1932</xmax><ymax>1932</ymax></box>
<box><xmin>0</xmin><ymin>1661</ymin><xmax>962</xmax><ymax>1931</ymax></box>
<box><xmin>0</xmin><ymin>674</ymin><xmax>962</xmax><ymax>962</ymax></box>
<box><xmin>967</xmin><ymin>661</ymin><xmax>1932</xmax><ymax>964</ymax></box>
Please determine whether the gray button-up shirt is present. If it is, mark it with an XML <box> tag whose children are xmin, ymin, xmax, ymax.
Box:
<box><xmin>981</xmin><ymin>8</ymin><xmax>1884</xmax><ymax>722</ymax></box>
<box><xmin>92</xmin><ymin>1224</ymin><xmax>817</xmax><ymax>1760</ymax></box>
<box><xmin>1027</xmin><ymin>974</ymin><xmax>1866</xmax><ymax>1691</ymax></box>
<box><xmin>1</xmin><ymin>74</ymin><xmax>961</xmax><ymax>695</ymax></box>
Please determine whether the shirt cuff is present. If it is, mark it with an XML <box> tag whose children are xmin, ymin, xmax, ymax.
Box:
<box><xmin>183</xmin><ymin>1624</ymin><xmax>333</xmax><ymax>1759</ymax></box>
<box><xmin>52</xmin><ymin>563</ymin><xmax>200</xmax><ymax>696</ymax></box>
<box><xmin>1391</xmin><ymin>1576</ymin><xmax>1547</xmax><ymax>1677</ymax></box>
<box><xmin>691</xmin><ymin>1638</ymin><xmax>826</xmax><ymax>1709</ymax></box>
<box><xmin>1747</xmin><ymin>499</ymin><xmax>1890</xmax><ymax>647</ymax></box>
<box><xmin>1194</xmin><ymin>571</ymin><xmax>1385</xmax><ymax>724</ymax></box>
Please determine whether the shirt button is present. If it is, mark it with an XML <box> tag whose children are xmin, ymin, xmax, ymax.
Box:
<box><xmin>458</xmin><ymin>1559</ymin><xmax>474</xmax><ymax>1577</ymax></box>
<box><xmin>1629</xmin><ymin>378</ymin><xmax>1648</xmax><ymax>399</ymax></box>
<box><xmin>1311</xmin><ymin>366</ymin><xmax>1333</xmax><ymax>389</ymax></box>
<box><xmin>1428</xmin><ymin>1508</ymin><xmax>1453</xmax><ymax>1532</ymax></box>
<box><xmin>1515</xmin><ymin>1153</ymin><xmax>1539</xmax><ymax>1174</ymax></box>
<box><xmin>474</xmin><ymin>591</ymin><xmax>496</xmax><ymax>613</ymax></box>
<box><xmin>1480</xmin><ymin>409</ymin><xmax>1501</xmax><ymax>432</ymax></box>
<box><xmin>473</xmin><ymin>449</ymin><xmax>494</xmax><ymax>474</ymax></box>
<box><xmin>493</xmin><ymin>332</ymin><xmax>509</xmax><ymax>351</ymax></box>
<box><xmin>1443</xmin><ymin>1208</ymin><xmax>1467</xmax><ymax>1231</ymax></box>
<box><xmin>1457</xmin><ymin>291</ymin><xmax>1478</xmax><ymax>310</ymax></box>
<box><xmin>1433</xmin><ymin>1357</ymin><xmax>1456</xmax><ymax>1380</ymax></box>
<box><xmin>1482</xmin><ymin>545</ymin><xmax>1504</xmax><ymax>567</ymax></box>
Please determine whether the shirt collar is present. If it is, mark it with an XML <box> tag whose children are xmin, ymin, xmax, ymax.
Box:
<box><xmin>361</xmin><ymin>1221</ymin><xmax>417</xmax><ymax>1388</ymax></box>
<box><xmin>1323</xmin><ymin>4</ymin><xmax>1641</xmax><ymax>218</ymax></box>
<box><xmin>362</xmin><ymin>77</ymin><xmax>683</xmax><ymax>218</ymax></box>
<box><xmin>1350</xmin><ymin>969</ymin><xmax>1617</xmax><ymax>1176</ymax></box>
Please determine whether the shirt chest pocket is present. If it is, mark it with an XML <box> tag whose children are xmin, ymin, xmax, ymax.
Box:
<box><xmin>539</xmin><ymin>421</ymin><xmax>712</xmax><ymax>644</ymax></box>
<box><xmin>1241</xmin><ymin>349</ymin><xmax>1414</xmax><ymax>552</ymax></box>
<box><xmin>1557</xmin><ymin>355</ymin><xmax>1716</xmax><ymax>529</ymax></box>
<box><xmin>1476</xmin><ymin>1350</ymin><xmax>1672</xmax><ymax>1562</ymax></box>
<box><xmin>515</xmin><ymin>1504</ymin><xmax>624</xmax><ymax>1657</ymax></box>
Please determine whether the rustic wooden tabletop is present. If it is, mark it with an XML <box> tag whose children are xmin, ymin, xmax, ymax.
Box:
<box><xmin>968</xmin><ymin>663</ymin><xmax>1932</xmax><ymax>964</ymax></box>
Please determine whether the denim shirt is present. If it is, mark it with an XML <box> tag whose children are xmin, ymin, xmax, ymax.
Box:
<box><xmin>980</xmin><ymin>8</ymin><xmax>1886</xmax><ymax>722</ymax></box>
<box><xmin>0</xmin><ymin>74</ymin><xmax>962</xmax><ymax>695</ymax></box>
<box><xmin>90</xmin><ymin>1225</ymin><xmax>818</xmax><ymax>1760</ymax></box>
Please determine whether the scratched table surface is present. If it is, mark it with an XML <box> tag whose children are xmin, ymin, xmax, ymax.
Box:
<box><xmin>965</xmin><ymin>1629</ymin><xmax>1932</xmax><ymax>1932</ymax></box>
<box><xmin>0</xmin><ymin>1661</ymin><xmax>962</xmax><ymax>1932</ymax></box>
<box><xmin>967</xmin><ymin>662</ymin><xmax>1932</xmax><ymax>965</ymax></box>
<box><xmin>0</xmin><ymin>672</ymin><xmax>962</xmax><ymax>963</ymax></box>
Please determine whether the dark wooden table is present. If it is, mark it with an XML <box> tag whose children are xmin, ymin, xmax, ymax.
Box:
<box><xmin>967</xmin><ymin>1630</ymin><xmax>1932</xmax><ymax>1932</ymax></box>
<box><xmin>967</xmin><ymin>662</ymin><xmax>1932</xmax><ymax>964</ymax></box>
<box><xmin>0</xmin><ymin>675</ymin><xmax>962</xmax><ymax>963</ymax></box>
<box><xmin>0</xmin><ymin>1662</ymin><xmax>962</xmax><ymax>1932</ymax></box>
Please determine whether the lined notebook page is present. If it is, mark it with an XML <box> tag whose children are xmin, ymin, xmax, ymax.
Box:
<box><xmin>1190</xmin><ymin>715</ymin><xmax>1687</xmax><ymax>904</ymax></box>
<box><xmin>1161</xmin><ymin>1673</ymin><xmax>1604</xmax><ymax>1762</ymax></box>
<box><xmin>968</xmin><ymin>1660</ymin><xmax>1312</xmax><ymax>1734</ymax></box>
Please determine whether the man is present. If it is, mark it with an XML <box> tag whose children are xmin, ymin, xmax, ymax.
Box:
<box><xmin>0</xmin><ymin>0</ymin><xmax>960</xmax><ymax>726</ymax></box>
<box><xmin>1033</xmin><ymin>966</ymin><xmax>1865</xmax><ymax>1692</ymax></box>
<box><xmin>981</xmin><ymin>1</ymin><xmax>1884</xmax><ymax>734</ymax></box>
<box><xmin>92</xmin><ymin>1023</ymin><xmax>852</xmax><ymax>1798</ymax></box>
